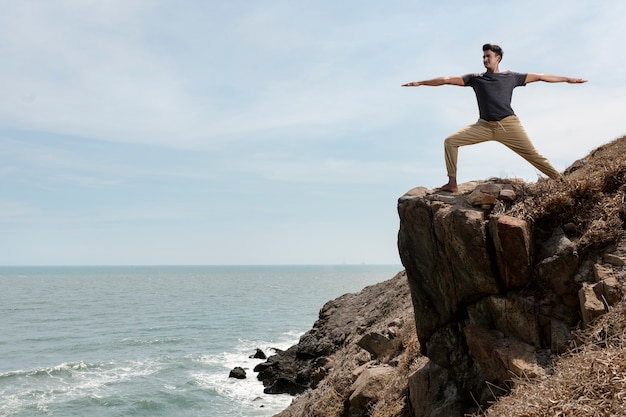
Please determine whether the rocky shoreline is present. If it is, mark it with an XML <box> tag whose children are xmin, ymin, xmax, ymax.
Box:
<box><xmin>254</xmin><ymin>270</ymin><xmax>417</xmax><ymax>416</ymax></box>
<box><xmin>247</xmin><ymin>137</ymin><xmax>626</xmax><ymax>416</ymax></box>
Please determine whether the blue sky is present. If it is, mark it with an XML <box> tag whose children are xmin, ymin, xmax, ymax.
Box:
<box><xmin>2</xmin><ymin>1</ymin><xmax>625</xmax><ymax>265</ymax></box>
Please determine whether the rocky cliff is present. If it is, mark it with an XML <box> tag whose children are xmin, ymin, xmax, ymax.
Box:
<box><xmin>259</xmin><ymin>136</ymin><xmax>626</xmax><ymax>417</ymax></box>
<box><xmin>398</xmin><ymin>181</ymin><xmax>624</xmax><ymax>415</ymax></box>
<box><xmin>398</xmin><ymin>136</ymin><xmax>626</xmax><ymax>415</ymax></box>
<box><xmin>256</xmin><ymin>270</ymin><xmax>419</xmax><ymax>416</ymax></box>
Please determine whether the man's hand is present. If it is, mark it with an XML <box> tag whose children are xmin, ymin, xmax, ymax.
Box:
<box><xmin>402</xmin><ymin>82</ymin><xmax>420</xmax><ymax>87</ymax></box>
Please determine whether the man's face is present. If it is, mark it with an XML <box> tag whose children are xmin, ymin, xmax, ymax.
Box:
<box><xmin>482</xmin><ymin>49</ymin><xmax>500</xmax><ymax>72</ymax></box>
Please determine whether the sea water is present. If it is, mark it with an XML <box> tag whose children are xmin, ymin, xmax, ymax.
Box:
<box><xmin>0</xmin><ymin>265</ymin><xmax>401</xmax><ymax>417</ymax></box>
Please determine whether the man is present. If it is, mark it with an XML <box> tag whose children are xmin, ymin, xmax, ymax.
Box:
<box><xmin>402</xmin><ymin>43</ymin><xmax>587</xmax><ymax>193</ymax></box>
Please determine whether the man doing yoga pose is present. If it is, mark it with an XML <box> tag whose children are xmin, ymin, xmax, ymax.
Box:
<box><xmin>402</xmin><ymin>43</ymin><xmax>587</xmax><ymax>193</ymax></box>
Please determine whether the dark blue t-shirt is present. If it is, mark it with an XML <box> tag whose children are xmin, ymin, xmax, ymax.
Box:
<box><xmin>462</xmin><ymin>71</ymin><xmax>527</xmax><ymax>121</ymax></box>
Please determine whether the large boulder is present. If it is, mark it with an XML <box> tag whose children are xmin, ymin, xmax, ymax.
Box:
<box><xmin>407</xmin><ymin>357</ymin><xmax>462</xmax><ymax>417</ymax></box>
<box><xmin>348</xmin><ymin>365</ymin><xmax>396</xmax><ymax>412</ymax></box>
<box><xmin>397</xmin><ymin>181</ymin><xmax>623</xmax><ymax>411</ymax></box>
<box><xmin>398</xmin><ymin>186</ymin><xmax>499</xmax><ymax>345</ymax></box>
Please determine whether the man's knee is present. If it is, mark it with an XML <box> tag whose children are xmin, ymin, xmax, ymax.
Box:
<box><xmin>444</xmin><ymin>135</ymin><xmax>458</xmax><ymax>148</ymax></box>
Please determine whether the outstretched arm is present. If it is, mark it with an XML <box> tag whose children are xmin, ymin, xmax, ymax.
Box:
<box><xmin>402</xmin><ymin>76</ymin><xmax>465</xmax><ymax>87</ymax></box>
<box><xmin>525</xmin><ymin>73</ymin><xmax>587</xmax><ymax>84</ymax></box>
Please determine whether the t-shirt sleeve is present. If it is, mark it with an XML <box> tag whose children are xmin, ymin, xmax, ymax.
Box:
<box><xmin>462</xmin><ymin>73</ymin><xmax>478</xmax><ymax>86</ymax></box>
<box><xmin>515</xmin><ymin>72</ymin><xmax>528</xmax><ymax>86</ymax></box>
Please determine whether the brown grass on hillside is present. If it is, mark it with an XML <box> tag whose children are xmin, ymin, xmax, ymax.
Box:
<box><xmin>504</xmin><ymin>136</ymin><xmax>626</xmax><ymax>253</ymax></box>
<box><xmin>475</xmin><ymin>135</ymin><xmax>626</xmax><ymax>416</ymax></box>
<box><xmin>479</xmin><ymin>301</ymin><xmax>626</xmax><ymax>417</ymax></box>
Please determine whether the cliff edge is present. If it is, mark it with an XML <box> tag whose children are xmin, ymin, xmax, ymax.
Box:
<box><xmin>400</xmin><ymin>135</ymin><xmax>626</xmax><ymax>416</ymax></box>
<box><xmin>261</xmin><ymin>135</ymin><xmax>626</xmax><ymax>417</ymax></box>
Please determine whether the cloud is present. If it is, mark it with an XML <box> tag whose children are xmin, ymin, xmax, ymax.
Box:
<box><xmin>2</xmin><ymin>0</ymin><xmax>626</xmax><ymax>265</ymax></box>
<box><xmin>0</xmin><ymin>2</ymin><xmax>423</xmax><ymax>151</ymax></box>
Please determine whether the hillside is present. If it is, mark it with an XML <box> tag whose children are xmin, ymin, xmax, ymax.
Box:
<box><xmin>258</xmin><ymin>135</ymin><xmax>626</xmax><ymax>417</ymax></box>
<box><xmin>478</xmin><ymin>136</ymin><xmax>626</xmax><ymax>416</ymax></box>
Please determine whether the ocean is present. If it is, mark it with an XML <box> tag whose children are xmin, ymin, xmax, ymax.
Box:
<box><xmin>0</xmin><ymin>265</ymin><xmax>401</xmax><ymax>417</ymax></box>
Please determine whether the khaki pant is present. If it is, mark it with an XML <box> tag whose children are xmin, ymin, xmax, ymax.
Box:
<box><xmin>444</xmin><ymin>115</ymin><xmax>561</xmax><ymax>179</ymax></box>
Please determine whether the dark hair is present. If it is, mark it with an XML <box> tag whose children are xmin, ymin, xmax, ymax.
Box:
<box><xmin>483</xmin><ymin>43</ymin><xmax>503</xmax><ymax>60</ymax></box>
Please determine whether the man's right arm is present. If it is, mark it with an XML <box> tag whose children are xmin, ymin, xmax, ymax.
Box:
<box><xmin>402</xmin><ymin>76</ymin><xmax>465</xmax><ymax>87</ymax></box>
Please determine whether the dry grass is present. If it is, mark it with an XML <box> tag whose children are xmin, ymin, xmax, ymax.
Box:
<box><xmin>504</xmin><ymin>136</ymin><xmax>626</xmax><ymax>254</ymax></box>
<box><xmin>369</xmin><ymin>317</ymin><xmax>420</xmax><ymax>417</ymax></box>
<box><xmin>474</xmin><ymin>135</ymin><xmax>626</xmax><ymax>416</ymax></box>
<box><xmin>479</xmin><ymin>302</ymin><xmax>626</xmax><ymax>417</ymax></box>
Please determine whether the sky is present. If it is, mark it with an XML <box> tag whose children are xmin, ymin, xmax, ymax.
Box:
<box><xmin>2</xmin><ymin>0</ymin><xmax>626</xmax><ymax>266</ymax></box>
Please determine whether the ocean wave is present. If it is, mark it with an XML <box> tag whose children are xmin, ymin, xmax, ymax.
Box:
<box><xmin>189</xmin><ymin>369</ymin><xmax>292</xmax><ymax>415</ymax></box>
<box><xmin>0</xmin><ymin>361</ymin><xmax>89</xmax><ymax>380</ymax></box>
<box><xmin>0</xmin><ymin>358</ymin><xmax>165</xmax><ymax>416</ymax></box>
<box><xmin>186</xmin><ymin>331</ymin><xmax>301</xmax><ymax>415</ymax></box>
<box><xmin>118</xmin><ymin>336</ymin><xmax>185</xmax><ymax>346</ymax></box>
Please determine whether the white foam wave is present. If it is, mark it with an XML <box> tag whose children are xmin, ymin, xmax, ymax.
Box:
<box><xmin>190</xmin><ymin>369</ymin><xmax>293</xmax><ymax>415</ymax></box>
<box><xmin>189</xmin><ymin>330</ymin><xmax>302</xmax><ymax>415</ymax></box>
<box><xmin>0</xmin><ymin>358</ymin><xmax>164</xmax><ymax>415</ymax></box>
<box><xmin>197</xmin><ymin>330</ymin><xmax>302</xmax><ymax>365</ymax></box>
<box><xmin>1</xmin><ymin>331</ymin><xmax>304</xmax><ymax>416</ymax></box>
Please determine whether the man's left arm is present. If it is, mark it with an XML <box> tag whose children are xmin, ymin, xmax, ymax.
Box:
<box><xmin>525</xmin><ymin>73</ymin><xmax>587</xmax><ymax>84</ymax></box>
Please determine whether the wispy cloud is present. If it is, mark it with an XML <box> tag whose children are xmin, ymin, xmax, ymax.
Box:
<box><xmin>2</xmin><ymin>0</ymin><xmax>626</xmax><ymax>264</ymax></box>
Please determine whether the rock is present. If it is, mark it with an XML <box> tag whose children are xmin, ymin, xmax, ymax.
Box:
<box><xmin>229</xmin><ymin>367</ymin><xmax>247</xmax><ymax>379</ymax></box>
<box><xmin>593</xmin><ymin>263</ymin><xmax>615</xmax><ymax>282</ymax></box>
<box><xmin>466</xmin><ymin>183</ymin><xmax>517</xmax><ymax>206</ymax></box>
<box><xmin>398</xmin><ymin>188</ymin><xmax>499</xmax><ymax>345</ymax></box>
<box><xmin>535</xmin><ymin>230</ymin><xmax>580</xmax><ymax>307</ymax></box>
<box><xmin>579</xmin><ymin>283</ymin><xmax>606</xmax><ymax>327</ymax></box>
<box><xmin>424</xmin><ymin>324</ymin><xmax>474</xmax><ymax>390</ymax></box>
<box><xmin>604</xmin><ymin>253</ymin><xmax>626</xmax><ymax>266</ymax></box>
<box><xmin>489</xmin><ymin>214</ymin><xmax>533</xmax><ymax>289</ymax></box>
<box><xmin>264</xmin><ymin>377</ymin><xmax>303</xmax><ymax>395</ymax></box>
<box><xmin>396</xmin><ymin>181</ymin><xmax>606</xmax><ymax>411</ymax></box>
<box><xmin>563</xmin><ymin>222</ymin><xmax>577</xmax><ymax>236</ymax></box>
<box><xmin>351</xmin><ymin>361</ymin><xmax>374</xmax><ymax>381</ymax></box>
<box><xmin>408</xmin><ymin>357</ymin><xmax>462</xmax><ymax>417</ymax></box>
<box><xmin>296</xmin><ymin>332</ymin><xmax>335</xmax><ymax>359</ymax></box>
<box><xmin>464</xmin><ymin>325</ymin><xmax>546</xmax><ymax>384</ymax></box>
<box><xmin>537</xmin><ymin>228</ymin><xmax>578</xmax><ymax>259</ymax></box>
<box><xmin>467</xmin><ymin>189</ymin><xmax>498</xmax><ymax>206</ymax></box>
<box><xmin>250</xmin><ymin>348</ymin><xmax>267</xmax><ymax>359</ymax></box>
<box><xmin>498</xmin><ymin>184</ymin><xmax>517</xmax><ymax>201</ymax></box>
<box><xmin>255</xmin><ymin>271</ymin><xmax>411</xmax><ymax>398</ymax></box>
<box><xmin>550</xmin><ymin>317</ymin><xmax>573</xmax><ymax>354</ymax></box>
<box><xmin>348</xmin><ymin>365</ymin><xmax>396</xmax><ymax>412</ymax></box>
<box><xmin>356</xmin><ymin>332</ymin><xmax>394</xmax><ymax>357</ymax></box>
<box><xmin>477</xmin><ymin>183</ymin><xmax>502</xmax><ymax>194</ymax></box>
<box><xmin>388</xmin><ymin>318</ymin><xmax>404</xmax><ymax>328</ymax></box>
<box><xmin>484</xmin><ymin>294</ymin><xmax>542</xmax><ymax>347</ymax></box>
<box><xmin>254</xmin><ymin>346</ymin><xmax>308</xmax><ymax>395</ymax></box>
<box><xmin>398</xmin><ymin>186</ymin><xmax>430</xmax><ymax>202</ymax></box>
<box><xmin>594</xmin><ymin>274</ymin><xmax>622</xmax><ymax>305</ymax></box>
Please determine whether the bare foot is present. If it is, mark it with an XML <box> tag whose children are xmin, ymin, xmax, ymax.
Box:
<box><xmin>434</xmin><ymin>177</ymin><xmax>458</xmax><ymax>193</ymax></box>
<box><xmin>435</xmin><ymin>183</ymin><xmax>458</xmax><ymax>193</ymax></box>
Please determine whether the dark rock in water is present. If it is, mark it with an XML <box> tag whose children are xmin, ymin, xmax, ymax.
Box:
<box><xmin>254</xmin><ymin>346</ymin><xmax>309</xmax><ymax>395</ymax></box>
<box><xmin>229</xmin><ymin>366</ymin><xmax>247</xmax><ymax>379</ymax></box>
<box><xmin>255</xmin><ymin>272</ymin><xmax>410</xmax><ymax>397</ymax></box>
<box><xmin>252</xmin><ymin>270</ymin><xmax>414</xmax><ymax>417</ymax></box>
<box><xmin>264</xmin><ymin>376</ymin><xmax>305</xmax><ymax>396</ymax></box>
<box><xmin>250</xmin><ymin>348</ymin><xmax>267</xmax><ymax>359</ymax></box>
